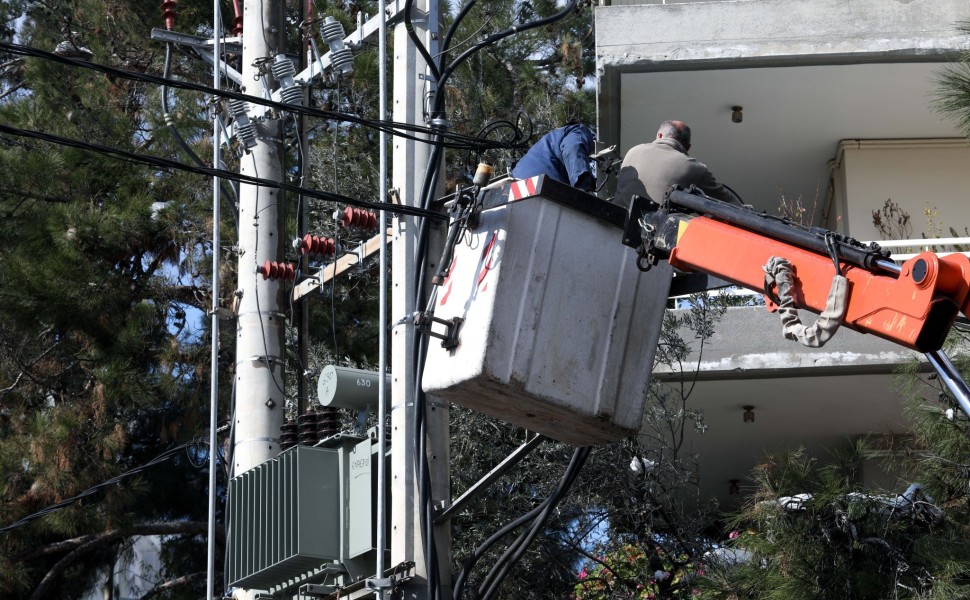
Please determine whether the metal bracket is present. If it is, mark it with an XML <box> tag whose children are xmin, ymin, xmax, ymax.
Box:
<box><xmin>298</xmin><ymin>583</ymin><xmax>337</xmax><ymax>597</ymax></box>
<box><xmin>150</xmin><ymin>28</ymin><xmax>242</xmax><ymax>53</ymax></box>
<box><xmin>150</xmin><ymin>28</ymin><xmax>243</xmax><ymax>85</ymax></box>
<box><xmin>365</xmin><ymin>561</ymin><xmax>416</xmax><ymax>591</ymax></box>
<box><xmin>207</xmin><ymin>307</ymin><xmax>234</xmax><ymax>320</ymax></box>
<box><xmin>414</xmin><ymin>313</ymin><xmax>463</xmax><ymax>350</ymax></box>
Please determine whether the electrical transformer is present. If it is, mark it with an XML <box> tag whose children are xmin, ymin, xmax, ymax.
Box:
<box><xmin>226</xmin><ymin>436</ymin><xmax>382</xmax><ymax>592</ymax></box>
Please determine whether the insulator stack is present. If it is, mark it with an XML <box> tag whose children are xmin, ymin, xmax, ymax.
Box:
<box><xmin>338</xmin><ymin>206</ymin><xmax>378</xmax><ymax>231</ymax></box>
<box><xmin>271</xmin><ymin>54</ymin><xmax>303</xmax><ymax>106</ymax></box>
<box><xmin>279</xmin><ymin>419</ymin><xmax>298</xmax><ymax>450</ymax></box>
<box><xmin>257</xmin><ymin>260</ymin><xmax>296</xmax><ymax>281</ymax></box>
<box><xmin>231</xmin><ymin>0</ymin><xmax>243</xmax><ymax>36</ymax></box>
<box><xmin>300</xmin><ymin>234</ymin><xmax>337</xmax><ymax>258</ymax></box>
<box><xmin>229</xmin><ymin>99</ymin><xmax>258</xmax><ymax>149</ymax></box>
<box><xmin>160</xmin><ymin>0</ymin><xmax>177</xmax><ymax>29</ymax></box>
<box><xmin>297</xmin><ymin>410</ymin><xmax>319</xmax><ymax>446</ymax></box>
<box><xmin>321</xmin><ymin>17</ymin><xmax>354</xmax><ymax>75</ymax></box>
<box><xmin>317</xmin><ymin>407</ymin><xmax>340</xmax><ymax>439</ymax></box>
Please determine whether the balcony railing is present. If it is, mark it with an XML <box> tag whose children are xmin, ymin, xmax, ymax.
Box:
<box><xmin>865</xmin><ymin>237</ymin><xmax>970</xmax><ymax>262</ymax></box>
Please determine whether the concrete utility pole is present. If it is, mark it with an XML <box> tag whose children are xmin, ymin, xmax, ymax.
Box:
<box><xmin>391</xmin><ymin>0</ymin><xmax>451</xmax><ymax>596</ymax></box>
<box><xmin>233</xmin><ymin>0</ymin><xmax>286</xmax><ymax>477</ymax></box>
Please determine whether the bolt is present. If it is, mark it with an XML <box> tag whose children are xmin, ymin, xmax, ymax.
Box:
<box><xmin>265</xmin><ymin>398</ymin><xmax>276</xmax><ymax>408</ymax></box>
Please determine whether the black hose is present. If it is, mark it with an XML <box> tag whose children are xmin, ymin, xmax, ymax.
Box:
<box><xmin>403</xmin><ymin>0</ymin><xmax>442</xmax><ymax>82</ymax></box>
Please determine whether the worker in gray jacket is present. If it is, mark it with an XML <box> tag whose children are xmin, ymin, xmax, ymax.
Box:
<box><xmin>615</xmin><ymin>120</ymin><xmax>741</xmax><ymax>209</ymax></box>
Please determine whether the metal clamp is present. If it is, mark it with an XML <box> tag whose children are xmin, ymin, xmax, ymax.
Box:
<box><xmin>297</xmin><ymin>583</ymin><xmax>336</xmax><ymax>597</ymax></box>
<box><xmin>365</xmin><ymin>561</ymin><xmax>415</xmax><ymax>592</ymax></box>
<box><xmin>414</xmin><ymin>313</ymin><xmax>463</xmax><ymax>350</ymax></box>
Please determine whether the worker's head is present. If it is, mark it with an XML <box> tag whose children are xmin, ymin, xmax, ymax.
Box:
<box><xmin>657</xmin><ymin>120</ymin><xmax>691</xmax><ymax>151</ymax></box>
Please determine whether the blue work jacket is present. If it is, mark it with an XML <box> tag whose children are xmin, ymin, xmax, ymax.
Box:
<box><xmin>511</xmin><ymin>124</ymin><xmax>595</xmax><ymax>190</ymax></box>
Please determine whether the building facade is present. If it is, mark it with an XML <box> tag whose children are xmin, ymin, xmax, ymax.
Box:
<box><xmin>594</xmin><ymin>0</ymin><xmax>970</xmax><ymax>506</ymax></box>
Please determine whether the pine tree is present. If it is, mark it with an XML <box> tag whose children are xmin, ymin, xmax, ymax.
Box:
<box><xmin>0</xmin><ymin>0</ymin><xmax>602</xmax><ymax>596</ymax></box>
<box><xmin>0</xmin><ymin>0</ymin><xmax>225</xmax><ymax>597</ymax></box>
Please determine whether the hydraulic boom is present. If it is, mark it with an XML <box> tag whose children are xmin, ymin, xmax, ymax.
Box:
<box><xmin>624</xmin><ymin>186</ymin><xmax>970</xmax><ymax>416</ymax></box>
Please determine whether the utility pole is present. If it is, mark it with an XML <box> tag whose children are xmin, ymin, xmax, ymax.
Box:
<box><xmin>391</xmin><ymin>0</ymin><xmax>450</xmax><ymax>596</ymax></box>
<box><xmin>233</xmin><ymin>0</ymin><xmax>286</xmax><ymax>478</ymax></box>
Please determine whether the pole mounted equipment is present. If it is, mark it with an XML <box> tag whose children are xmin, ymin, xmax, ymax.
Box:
<box><xmin>229</xmin><ymin>98</ymin><xmax>258</xmax><ymax>149</ymax></box>
<box><xmin>321</xmin><ymin>17</ymin><xmax>354</xmax><ymax>75</ymax></box>
<box><xmin>299</xmin><ymin>234</ymin><xmax>337</xmax><ymax>258</ymax></box>
<box><xmin>161</xmin><ymin>0</ymin><xmax>177</xmax><ymax>30</ymax></box>
<box><xmin>257</xmin><ymin>259</ymin><xmax>296</xmax><ymax>281</ymax></box>
<box><xmin>271</xmin><ymin>54</ymin><xmax>304</xmax><ymax>106</ymax></box>
<box><xmin>337</xmin><ymin>206</ymin><xmax>379</xmax><ymax>231</ymax></box>
<box><xmin>231</xmin><ymin>0</ymin><xmax>244</xmax><ymax>36</ymax></box>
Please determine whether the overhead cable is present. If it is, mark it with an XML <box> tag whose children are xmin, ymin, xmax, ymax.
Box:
<box><xmin>162</xmin><ymin>42</ymin><xmax>240</xmax><ymax>220</ymax></box>
<box><xmin>476</xmin><ymin>446</ymin><xmax>591</xmax><ymax>600</ymax></box>
<box><xmin>0</xmin><ymin>41</ymin><xmax>527</xmax><ymax>152</ymax></box>
<box><xmin>0</xmin><ymin>123</ymin><xmax>447</xmax><ymax>221</ymax></box>
<box><xmin>0</xmin><ymin>440</ymin><xmax>203</xmax><ymax>534</ymax></box>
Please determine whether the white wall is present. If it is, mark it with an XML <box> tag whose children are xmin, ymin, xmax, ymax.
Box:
<box><xmin>832</xmin><ymin>139</ymin><xmax>970</xmax><ymax>242</ymax></box>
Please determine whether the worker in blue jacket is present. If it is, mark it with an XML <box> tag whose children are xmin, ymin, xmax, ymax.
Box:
<box><xmin>511</xmin><ymin>123</ymin><xmax>596</xmax><ymax>192</ymax></box>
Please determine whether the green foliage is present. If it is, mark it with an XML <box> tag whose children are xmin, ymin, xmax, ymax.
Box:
<box><xmin>935</xmin><ymin>20</ymin><xmax>970</xmax><ymax>137</ymax></box>
<box><xmin>0</xmin><ymin>0</ymin><xmax>223</xmax><ymax>598</ymax></box>
<box><xmin>698</xmin><ymin>337</ymin><xmax>970</xmax><ymax>600</ymax></box>
<box><xmin>574</xmin><ymin>542</ymin><xmax>705</xmax><ymax>599</ymax></box>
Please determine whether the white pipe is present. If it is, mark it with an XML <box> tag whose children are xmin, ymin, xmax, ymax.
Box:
<box><xmin>206</xmin><ymin>3</ymin><xmax>222</xmax><ymax>599</ymax></box>
<box><xmin>376</xmin><ymin>0</ymin><xmax>389</xmax><ymax>593</ymax></box>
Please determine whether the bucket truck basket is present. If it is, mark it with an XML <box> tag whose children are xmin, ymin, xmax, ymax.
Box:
<box><xmin>421</xmin><ymin>176</ymin><xmax>672</xmax><ymax>445</ymax></box>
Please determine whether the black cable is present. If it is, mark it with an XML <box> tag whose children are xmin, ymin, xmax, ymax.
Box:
<box><xmin>162</xmin><ymin>43</ymin><xmax>239</xmax><ymax>209</ymax></box>
<box><xmin>0</xmin><ymin>41</ymin><xmax>522</xmax><ymax>153</ymax></box>
<box><xmin>440</xmin><ymin>0</ymin><xmax>480</xmax><ymax>69</ymax></box>
<box><xmin>436</xmin><ymin>0</ymin><xmax>579</xmax><ymax>94</ymax></box>
<box><xmin>825</xmin><ymin>232</ymin><xmax>843</xmax><ymax>277</ymax></box>
<box><xmin>477</xmin><ymin>446</ymin><xmax>591</xmax><ymax>600</ymax></box>
<box><xmin>453</xmin><ymin>500</ymin><xmax>548</xmax><ymax>600</ymax></box>
<box><xmin>403</xmin><ymin>0</ymin><xmax>441</xmax><ymax>83</ymax></box>
<box><xmin>400</xmin><ymin>4</ymin><xmax>585</xmax><ymax>597</ymax></box>
<box><xmin>0</xmin><ymin>442</ymin><xmax>197</xmax><ymax>534</ymax></box>
<box><xmin>0</xmin><ymin>123</ymin><xmax>446</xmax><ymax>221</ymax></box>
<box><xmin>162</xmin><ymin>44</ymin><xmax>241</xmax><ymax>237</ymax></box>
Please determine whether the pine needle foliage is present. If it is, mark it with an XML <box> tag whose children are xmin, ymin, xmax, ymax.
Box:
<box><xmin>701</xmin><ymin>350</ymin><xmax>970</xmax><ymax>600</ymax></box>
<box><xmin>935</xmin><ymin>20</ymin><xmax>970</xmax><ymax>137</ymax></box>
<box><xmin>0</xmin><ymin>0</ymin><xmax>225</xmax><ymax>598</ymax></box>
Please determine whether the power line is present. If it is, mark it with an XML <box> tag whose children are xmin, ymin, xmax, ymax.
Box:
<box><xmin>0</xmin><ymin>40</ymin><xmax>529</xmax><ymax>153</ymax></box>
<box><xmin>0</xmin><ymin>123</ymin><xmax>447</xmax><ymax>221</ymax></box>
<box><xmin>0</xmin><ymin>441</ymin><xmax>203</xmax><ymax>534</ymax></box>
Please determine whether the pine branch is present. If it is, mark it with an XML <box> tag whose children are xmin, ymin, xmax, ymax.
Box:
<box><xmin>0</xmin><ymin>186</ymin><xmax>73</xmax><ymax>205</ymax></box>
<box><xmin>137</xmin><ymin>571</ymin><xmax>211</xmax><ymax>600</ymax></box>
<box><xmin>157</xmin><ymin>284</ymin><xmax>209</xmax><ymax>311</ymax></box>
<box><xmin>26</xmin><ymin>521</ymin><xmax>224</xmax><ymax>600</ymax></box>
<box><xmin>23</xmin><ymin>521</ymin><xmax>222</xmax><ymax>561</ymax></box>
<box><xmin>0</xmin><ymin>340</ymin><xmax>60</xmax><ymax>397</ymax></box>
